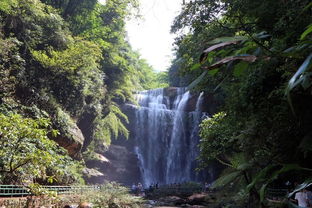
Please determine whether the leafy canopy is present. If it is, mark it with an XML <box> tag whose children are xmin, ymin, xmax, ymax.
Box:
<box><xmin>0</xmin><ymin>113</ymin><xmax>82</xmax><ymax>184</ymax></box>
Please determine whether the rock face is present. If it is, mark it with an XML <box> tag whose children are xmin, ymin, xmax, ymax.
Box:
<box><xmin>103</xmin><ymin>145</ymin><xmax>141</xmax><ymax>185</ymax></box>
<box><xmin>84</xmin><ymin>145</ymin><xmax>141</xmax><ymax>186</ymax></box>
<box><xmin>163</xmin><ymin>87</ymin><xmax>220</xmax><ymax>114</ymax></box>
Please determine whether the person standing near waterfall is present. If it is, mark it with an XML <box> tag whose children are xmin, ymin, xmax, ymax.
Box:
<box><xmin>295</xmin><ymin>189</ymin><xmax>308</xmax><ymax>207</ymax></box>
<box><xmin>137</xmin><ymin>183</ymin><xmax>144</xmax><ymax>196</ymax></box>
<box><xmin>131</xmin><ymin>183</ymin><xmax>137</xmax><ymax>194</ymax></box>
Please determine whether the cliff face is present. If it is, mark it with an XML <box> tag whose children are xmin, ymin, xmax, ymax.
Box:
<box><xmin>84</xmin><ymin>145</ymin><xmax>140</xmax><ymax>185</ymax></box>
<box><xmin>164</xmin><ymin>87</ymin><xmax>220</xmax><ymax>113</ymax></box>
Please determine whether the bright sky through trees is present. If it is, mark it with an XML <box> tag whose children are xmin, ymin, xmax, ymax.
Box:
<box><xmin>125</xmin><ymin>0</ymin><xmax>183</xmax><ymax>72</ymax></box>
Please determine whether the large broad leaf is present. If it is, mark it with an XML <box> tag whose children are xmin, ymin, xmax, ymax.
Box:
<box><xmin>208</xmin><ymin>36</ymin><xmax>248</xmax><ymax>44</ymax></box>
<box><xmin>286</xmin><ymin>53</ymin><xmax>312</xmax><ymax>115</ymax></box>
<box><xmin>211</xmin><ymin>170</ymin><xmax>241</xmax><ymax>189</ymax></box>
<box><xmin>254</xmin><ymin>31</ymin><xmax>271</xmax><ymax>40</ymax></box>
<box><xmin>186</xmin><ymin>71</ymin><xmax>208</xmax><ymax>90</ymax></box>
<box><xmin>283</xmin><ymin>43</ymin><xmax>312</xmax><ymax>58</ymax></box>
<box><xmin>200</xmin><ymin>41</ymin><xmax>241</xmax><ymax>63</ymax></box>
<box><xmin>259</xmin><ymin>184</ymin><xmax>268</xmax><ymax>202</ymax></box>
<box><xmin>300</xmin><ymin>24</ymin><xmax>312</xmax><ymax>40</ymax></box>
<box><xmin>268</xmin><ymin>164</ymin><xmax>312</xmax><ymax>183</ymax></box>
<box><xmin>303</xmin><ymin>2</ymin><xmax>312</xmax><ymax>12</ymax></box>
<box><xmin>257</xmin><ymin>164</ymin><xmax>312</xmax><ymax>201</ymax></box>
<box><xmin>246</xmin><ymin>165</ymin><xmax>276</xmax><ymax>192</ymax></box>
<box><xmin>187</xmin><ymin>68</ymin><xmax>220</xmax><ymax>91</ymax></box>
<box><xmin>204</xmin><ymin>55</ymin><xmax>257</xmax><ymax>70</ymax></box>
<box><xmin>287</xmin><ymin>54</ymin><xmax>312</xmax><ymax>91</ymax></box>
<box><xmin>299</xmin><ymin>133</ymin><xmax>312</xmax><ymax>155</ymax></box>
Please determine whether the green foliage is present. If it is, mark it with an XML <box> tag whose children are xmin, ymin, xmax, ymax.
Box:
<box><xmin>0</xmin><ymin>36</ymin><xmax>24</xmax><ymax>100</ymax></box>
<box><xmin>286</xmin><ymin>53</ymin><xmax>312</xmax><ymax>115</ymax></box>
<box><xmin>172</xmin><ymin>0</ymin><xmax>312</xmax><ymax>206</ymax></box>
<box><xmin>31</xmin><ymin>39</ymin><xmax>105</xmax><ymax>116</ymax></box>
<box><xmin>142</xmin><ymin>71</ymin><xmax>169</xmax><ymax>89</ymax></box>
<box><xmin>300</xmin><ymin>24</ymin><xmax>312</xmax><ymax>40</ymax></box>
<box><xmin>92</xmin><ymin>102</ymin><xmax>129</xmax><ymax>148</ymax></box>
<box><xmin>63</xmin><ymin>0</ymin><xmax>159</xmax><ymax>100</ymax></box>
<box><xmin>199</xmin><ymin>112</ymin><xmax>232</xmax><ymax>162</ymax></box>
<box><xmin>58</xmin><ymin>182</ymin><xmax>143</xmax><ymax>208</ymax></box>
<box><xmin>27</xmin><ymin>183</ymin><xmax>57</xmax><ymax>196</ymax></box>
<box><xmin>88</xmin><ymin>182</ymin><xmax>143</xmax><ymax>208</ymax></box>
<box><xmin>0</xmin><ymin>0</ymin><xmax>18</xmax><ymax>13</ymax></box>
<box><xmin>0</xmin><ymin>0</ymin><xmax>71</xmax><ymax>49</ymax></box>
<box><xmin>0</xmin><ymin>113</ymin><xmax>82</xmax><ymax>184</ymax></box>
<box><xmin>0</xmin><ymin>0</ymin><xmax>165</xmax><ymax>167</ymax></box>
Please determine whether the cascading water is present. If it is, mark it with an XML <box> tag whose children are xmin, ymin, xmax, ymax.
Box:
<box><xmin>134</xmin><ymin>88</ymin><xmax>208</xmax><ymax>187</ymax></box>
<box><xmin>166</xmin><ymin>90</ymin><xmax>190</xmax><ymax>184</ymax></box>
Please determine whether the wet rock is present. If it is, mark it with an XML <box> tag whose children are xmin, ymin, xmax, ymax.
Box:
<box><xmin>164</xmin><ymin>87</ymin><xmax>179</xmax><ymax>98</ymax></box>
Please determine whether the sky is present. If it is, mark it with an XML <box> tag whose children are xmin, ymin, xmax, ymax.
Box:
<box><xmin>126</xmin><ymin>0</ymin><xmax>184</xmax><ymax>72</ymax></box>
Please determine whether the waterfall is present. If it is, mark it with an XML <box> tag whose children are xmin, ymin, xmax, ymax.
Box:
<box><xmin>165</xmin><ymin>91</ymin><xmax>190</xmax><ymax>184</ymax></box>
<box><xmin>134</xmin><ymin>88</ymin><xmax>208</xmax><ymax>187</ymax></box>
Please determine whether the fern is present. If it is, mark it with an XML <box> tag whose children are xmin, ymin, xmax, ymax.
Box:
<box><xmin>110</xmin><ymin>103</ymin><xmax>129</xmax><ymax>123</ymax></box>
<box><xmin>93</xmin><ymin>102</ymin><xmax>129</xmax><ymax>147</ymax></box>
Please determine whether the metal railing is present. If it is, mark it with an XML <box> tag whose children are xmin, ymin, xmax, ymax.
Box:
<box><xmin>0</xmin><ymin>185</ymin><xmax>100</xmax><ymax>197</ymax></box>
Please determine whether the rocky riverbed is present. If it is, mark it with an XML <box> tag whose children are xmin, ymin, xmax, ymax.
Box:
<box><xmin>144</xmin><ymin>192</ymin><xmax>217</xmax><ymax>208</ymax></box>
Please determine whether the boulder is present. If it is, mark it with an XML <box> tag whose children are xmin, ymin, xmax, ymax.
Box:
<box><xmin>83</xmin><ymin>168</ymin><xmax>106</xmax><ymax>184</ymax></box>
<box><xmin>187</xmin><ymin>193</ymin><xmax>208</xmax><ymax>205</ymax></box>
<box><xmin>53</xmin><ymin>123</ymin><xmax>84</xmax><ymax>159</ymax></box>
<box><xmin>85</xmin><ymin>153</ymin><xmax>111</xmax><ymax>170</ymax></box>
<box><xmin>52</xmin><ymin>108</ymin><xmax>85</xmax><ymax>159</ymax></box>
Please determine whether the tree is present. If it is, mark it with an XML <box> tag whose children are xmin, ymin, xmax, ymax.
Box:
<box><xmin>0</xmin><ymin>113</ymin><xmax>81</xmax><ymax>184</ymax></box>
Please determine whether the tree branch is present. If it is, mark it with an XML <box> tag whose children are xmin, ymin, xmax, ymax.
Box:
<box><xmin>10</xmin><ymin>159</ymin><xmax>31</xmax><ymax>173</ymax></box>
